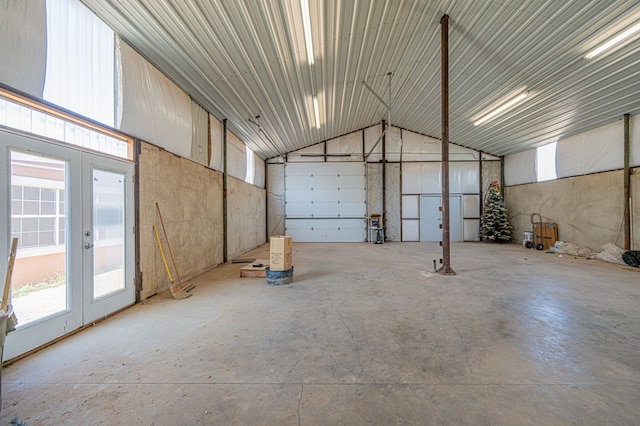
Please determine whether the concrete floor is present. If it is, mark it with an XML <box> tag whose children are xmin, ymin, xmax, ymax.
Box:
<box><xmin>2</xmin><ymin>242</ymin><xmax>640</xmax><ymax>425</ymax></box>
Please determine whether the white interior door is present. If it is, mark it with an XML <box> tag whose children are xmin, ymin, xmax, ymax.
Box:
<box><xmin>419</xmin><ymin>195</ymin><xmax>463</xmax><ymax>242</ymax></box>
<box><xmin>1</xmin><ymin>130</ymin><xmax>134</xmax><ymax>360</ymax></box>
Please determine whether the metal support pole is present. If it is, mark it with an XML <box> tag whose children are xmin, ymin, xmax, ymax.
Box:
<box><xmin>624</xmin><ymin>113</ymin><xmax>631</xmax><ymax>250</ymax></box>
<box><xmin>223</xmin><ymin>119</ymin><xmax>228</xmax><ymax>262</ymax></box>
<box><xmin>362</xmin><ymin>80</ymin><xmax>391</xmax><ymax>110</ymax></box>
<box><xmin>438</xmin><ymin>14</ymin><xmax>455</xmax><ymax>275</ymax></box>
<box><xmin>387</xmin><ymin>72</ymin><xmax>392</xmax><ymax>129</ymax></box>
<box><xmin>382</xmin><ymin>119</ymin><xmax>387</xmax><ymax>237</ymax></box>
<box><xmin>479</xmin><ymin>151</ymin><xmax>483</xmax><ymax>241</ymax></box>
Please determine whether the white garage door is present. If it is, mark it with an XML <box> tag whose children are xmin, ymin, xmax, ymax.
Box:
<box><xmin>285</xmin><ymin>162</ymin><xmax>367</xmax><ymax>242</ymax></box>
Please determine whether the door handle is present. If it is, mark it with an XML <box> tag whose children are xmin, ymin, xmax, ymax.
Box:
<box><xmin>84</xmin><ymin>242</ymin><xmax>94</xmax><ymax>249</ymax></box>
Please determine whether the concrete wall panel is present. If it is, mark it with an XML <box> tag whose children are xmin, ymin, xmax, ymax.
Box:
<box><xmin>267</xmin><ymin>164</ymin><xmax>285</xmax><ymax>236</ymax></box>
<box><xmin>386</xmin><ymin>163</ymin><xmax>401</xmax><ymax>241</ymax></box>
<box><xmin>633</xmin><ymin>171</ymin><xmax>640</xmax><ymax>249</ymax></box>
<box><xmin>367</xmin><ymin>163</ymin><xmax>383</xmax><ymax>219</ymax></box>
<box><xmin>505</xmin><ymin>169</ymin><xmax>633</xmax><ymax>250</ymax></box>
<box><xmin>227</xmin><ymin>176</ymin><xmax>267</xmax><ymax>259</ymax></box>
<box><xmin>139</xmin><ymin>142</ymin><xmax>223</xmax><ymax>300</ymax></box>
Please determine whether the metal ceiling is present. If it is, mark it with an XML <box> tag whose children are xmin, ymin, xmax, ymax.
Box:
<box><xmin>81</xmin><ymin>0</ymin><xmax>640</xmax><ymax>159</ymax></box>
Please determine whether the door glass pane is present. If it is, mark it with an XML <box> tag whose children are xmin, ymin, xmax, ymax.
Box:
<box><xmin>10</xmin><ymin>151</ymin><xmax>67</xmax><ymax>325</ymax></box>
<box><xmin>92</xmin><ymin>169</ymin><xmax>125</xmax><ymax>299</ymax></box>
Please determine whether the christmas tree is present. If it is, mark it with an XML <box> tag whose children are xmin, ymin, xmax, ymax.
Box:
<box><xmin>481</xmin><ymin>181</ymin><xmax>513</xmax><ymax>243</ymax></box>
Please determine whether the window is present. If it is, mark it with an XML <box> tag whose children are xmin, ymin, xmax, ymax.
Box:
<box><xmin>11</xmin><ymin>185</ymin><xmax>65</xmax><ymax>249</ymax></box>
<box><xmin>0</xmin><ymin>0</ymin><xmax>131</xmax><ymax>158</ymax></box>
<box><xmin>536</xmin><ymin>142</ymin><xmax>557</xmax><ymax>182</ymax></box>
<box><xmin>44</xmin><ymin>0</ymin><xmax>116</xmax><ymax>127</ymax></box>
<box><xmin>246</xmin><ymin>146</ymin><xmax>255</xmax><ymax>184</ymax></box>
<box><xmin>0</xmin><ymin>95</ymin><xmax>130</xmax><ymax>159</ymax></box>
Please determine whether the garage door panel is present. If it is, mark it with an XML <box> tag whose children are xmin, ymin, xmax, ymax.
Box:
<box><xmin>285</xmin><ymin>162</ymin><xmax>366</xmax><ymax>242</ymax></box>
<box><xmin>285</xmin><ymin>176</ymin><xmax>317</xmax><ymax>189</ymax></box>
<box><xmin>313</xmin><ymin>189</ymin><xmax>345</xmax><ymax>202</ymax></box>
<box><xmin>287</xmin><ymin>188</ymin><xmax>367</xmax><ymax>204</ymax></box>
<box><xmin>337</xmin><ymin>202</ymin><xmax>367</xmax><ymax>217</ymax></box>
<box><xmin>285</xmin><ymin>218</ymin><xmax>367</xmax><ymax>242</ymax></box>
<box><xmin>337</xmin><ymin>175</ymin><xmax>366</xmax><ymax>188</ymax></box>
<box><xmin>337</xmin><ymin>188</ymin><xmax>366</xmax><ymax>201</ymax></box>
<box><xmin>286</xmin><ymin>188</ymin><xmax>341</xmax><ymax>203</ymax></box>
<box><xmin>286</xmin><ymin>202</ymin><xmax>340</xmax><ymax>217</ymax></box>
<box><xmin>286</xmin><ymin>202</ymin><xmax>366</xmax><ymax>218</ymax></box>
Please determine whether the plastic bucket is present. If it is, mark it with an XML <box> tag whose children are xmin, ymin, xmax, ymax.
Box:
<box><xmin>265</xmin><ymin>267</ymin><xmax>294</xmax><ymax>286</ymax></box>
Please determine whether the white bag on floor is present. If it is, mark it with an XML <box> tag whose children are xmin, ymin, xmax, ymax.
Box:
<box><xmin>595</xmin><ymin>243</ymin><xmax>626</xmax><ymax>265</ymax></box>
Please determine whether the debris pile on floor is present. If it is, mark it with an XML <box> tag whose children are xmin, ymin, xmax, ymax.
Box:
<box><xmin>553</xmin><ymin>242</ymin><xmax>639</xmax><ymax>268</ymax></box>
<box><xmin>594</xmin><ymin>243</ymin><xmax>627</xmax><ymax>265</ymax></box>
<box><xmin>554</xmin><ymin>242</ymin><xmax>598</xmax><ymax>258</ymax></box>
<box><xmin>10</xmin><ymin>416</ymin><xmax>26</xmax><ymax>426</ymax></box>
<box><xmin>622</xmin><ymin>250</ymin><xmax>640</xmax><ymax>267</ymax></box>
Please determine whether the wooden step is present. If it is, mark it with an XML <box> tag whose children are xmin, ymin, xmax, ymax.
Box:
<box><xmin>240</xmin><ymin>259</ymin><xmax>269</xmax><ymax>278</ymax></box>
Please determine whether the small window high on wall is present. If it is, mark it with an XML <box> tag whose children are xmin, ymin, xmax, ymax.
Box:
<box><xmin>44</xmin><ymin>0</ymin><xmax>115</xmax><ymax>127</ymax></box>
<box><xmin>536</xmin><ymin>142</ymin><xmax>557</xmax><ymax>182</ymax></box>
<box><xmin>246</xmin><ymin>147</ymin><xmax>255</xmax><ymax>184</ymax></box>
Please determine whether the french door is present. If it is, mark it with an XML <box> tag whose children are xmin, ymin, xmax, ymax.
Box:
<box><xmin>1</xmin><ymin>130</ymin><xmax>135</xmax><ymax>360</ymax></box>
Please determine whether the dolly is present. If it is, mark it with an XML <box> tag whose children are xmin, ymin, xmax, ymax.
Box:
<box><xmin>530</xmin><ymin>213</ymin><xmax>545</xmax><ymax>250</ymax></box>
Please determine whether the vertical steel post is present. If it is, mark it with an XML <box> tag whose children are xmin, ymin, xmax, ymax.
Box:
<box><xmin>381</xmin><ymin>119</ymin><xmax>387</xmax><ymax>236</ymax></box>
<box><xmin>134</xmin><ymin>139</ymin><xmax>142</xmax><ymax>301</ymax></box>
<box><xmin>439</xmin><ymin>14</ymin><xmax>455</xmax><ymax>275</ymax></box>
<box><xmin>479</xmin><ymin>150</ymin><xmax>483</xmax><ymax>241</ymax></box>
<box><xmin>624</xmin><ymin>113</ymin><xmax>631</xmax><ymax>250</ymax></box>
<box><xmin>223</xmin><ymin>118</ymin><xmax>228</xmax><ymax>262</ymax></box>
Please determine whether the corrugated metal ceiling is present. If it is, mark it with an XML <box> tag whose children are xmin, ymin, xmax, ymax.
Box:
<box><xmin>81</xmin><ymin>0</ymin><xmax>640</xmax><ymax>158</ymax></box>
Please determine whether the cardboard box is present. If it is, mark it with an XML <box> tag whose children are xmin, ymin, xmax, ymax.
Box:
<box><xmin>270</xmin><ymin>235</ymin><xmax>293</xmax><ymax>271</ymax></box>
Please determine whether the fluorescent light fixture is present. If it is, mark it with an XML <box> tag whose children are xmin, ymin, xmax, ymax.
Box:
<box><xmin>301</xmin><ymin>0</ymin><xmax>314</xmax><ymax>65</ymax></box>
<box><xmin>313</xmin><ymin>96</ymin><xmax>320</xmax><ymax>128</ymax></box>
<box><xmin>473</xmin><ymin>91</ymin><xmax>529</xmax><ymax>126</ymax></box>
<box><xmin>586</xmin><ymin>21</ymin><xmax>640</xmax><ymax>59</ymax></box>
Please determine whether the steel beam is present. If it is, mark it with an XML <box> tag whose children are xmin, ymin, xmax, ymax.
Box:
<box><xmin>624</xmin><ymin>113</ymin><xmax>631</xmax><ymax>250</ymax></box>
<box><xmin>438</xmin><ymin>14</ymin><xmax>455</xmax><ymax>275</ymax></box>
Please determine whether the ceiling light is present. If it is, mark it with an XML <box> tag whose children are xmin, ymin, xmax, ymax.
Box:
<box><xmin>473</xmin><ymin>91</ymin><xmax>529</xmax><ymax>126</ymax></box>
<box><xmin>585</xmin><ymin>21</ymin><xmax>640</xmax><ymax>59</ymax></box>
<box><xmin>313</xmin><ymin>96</ymin><xmax>320</xmax><ymax>129</ymax></box>
<box><xmin>300</xmin><ymin>0</ymin><xmax>314</xmax><ymax>65</ymax></box>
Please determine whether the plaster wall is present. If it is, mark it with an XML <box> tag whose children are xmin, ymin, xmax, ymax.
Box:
<box><xmin>482</xmin><ymin>160</ymin><xmax>502</xmax><ymax>197</ymax></box>
<box><xmin>366</xmin><ymin>162</ymin><xmax>400</xmax><ymax>241</ymax></box>
<box><xmin>139</xmin><ymin>142</ymin><xmax>223</xmax><ymax>300</ymax></box>
<box><xmin>385</xmin><ymin>163</ymin><xmax>401</xmax><ymax>241</ymax></box>
<box><xmin>634</xmin><ymin>171</ymin><xmax>640</xmax><ymax>250</ymax></box>
<box><xmin>227</xmin><ymin>176</ymin><xmax>267</xmax><ymax>259</ymax></box>
<box><xmin>505</xmin><ymin>169</ymin><xmax>640</xmax><ymax>251</ymax></box>
<box><xmin>480</xmin><ymin>159</ymin><xmax>503</xmax><ymax>221</ymax></box>
<box><xmin>267</xmin><ymin>163</ymin><xmax>285</xmax><ymax>236</ymax></box>
<box><xmin>367</xmin><ymin>163</ymin><xmax>383</xmax><ymax>221</ymax></box>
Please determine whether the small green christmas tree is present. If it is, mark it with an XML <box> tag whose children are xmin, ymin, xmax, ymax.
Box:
<box><xmin>481</xmin><ymin>181</ymin><xmax>513</xmax><ymax>243</ymax></box>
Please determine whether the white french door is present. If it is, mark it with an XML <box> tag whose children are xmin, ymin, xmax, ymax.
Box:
<box><xmin>1</xmin><ymin>130</ymin><xmax>134</xmax><ymax>360</ymax></box>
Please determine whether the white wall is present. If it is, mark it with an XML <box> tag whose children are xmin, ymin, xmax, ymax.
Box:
<box><xmin>505</xmin><ymin>114</ymin><xmax>640</xmax><ymax>250</ymax></box>
<box><xmin>0</xmin><ymin>0</ymin><xmax>47</xmax><ymax>98</ymax></box>
<box><xmin>268</xmin><ymin>124</ymin><xmax>499</xmax><ymax>242</ymax></box>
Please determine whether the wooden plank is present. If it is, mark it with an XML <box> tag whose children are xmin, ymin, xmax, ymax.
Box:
<box><xmin>240</xmin><ymin>259</ymin><xmax>269</xmax><ymax>278</ymax></box>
